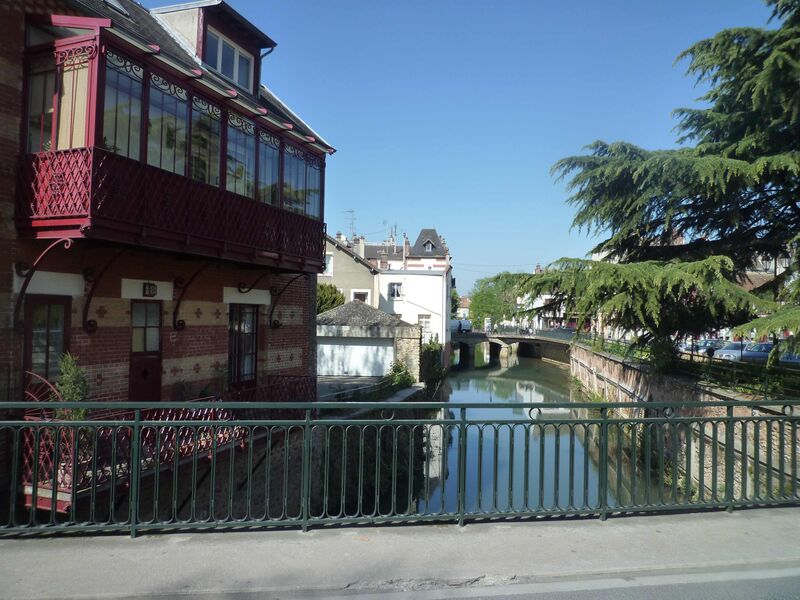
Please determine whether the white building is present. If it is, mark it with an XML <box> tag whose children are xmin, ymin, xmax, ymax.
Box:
<box><xmin>377</xmin><ymin>269</ymin><xmax>452</xmax><ymax>351</ymax></box>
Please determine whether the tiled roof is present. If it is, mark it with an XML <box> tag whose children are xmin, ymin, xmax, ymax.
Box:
<box><xmin>317</xmin><ymin>300</ymin><xmax>413</xmax><ymax>327</ymax></box>
<box><xmin>409</xmin><ymin>228</ymin><xmax>447</xmax><ymax>258</ymax></box>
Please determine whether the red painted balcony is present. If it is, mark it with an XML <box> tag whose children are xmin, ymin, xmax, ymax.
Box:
<box><xmin>17</xmin><ymin>147</ymin><xmax>325</xmax><ymax>272</ymax></box>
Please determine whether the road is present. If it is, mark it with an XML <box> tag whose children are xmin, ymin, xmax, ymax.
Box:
<box><xmin>1</xmin><ymin>508</ymin><xmax>799</xmax><ymax>599</ymax></box>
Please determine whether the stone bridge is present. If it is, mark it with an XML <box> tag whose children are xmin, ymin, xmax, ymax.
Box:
<box><xmin>451</xmin><ymin>330</ymin><xmax>572</xmax><ymax>367</ymax></box>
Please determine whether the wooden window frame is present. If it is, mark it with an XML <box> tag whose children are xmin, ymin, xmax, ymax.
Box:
<box><xmin>23</xmin><ymin>294</ymin><xmax>72</xmax><ymax>381</ymax></box>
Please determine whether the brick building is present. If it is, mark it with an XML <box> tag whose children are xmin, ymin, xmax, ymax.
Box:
<box><xmin>0</xmin><ymin>0</ymin><xmax>332</xmax><ymax>420</ymax></box>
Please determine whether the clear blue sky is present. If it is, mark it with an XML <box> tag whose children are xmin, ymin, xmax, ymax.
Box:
<box><xmin>145</xmin><ymin>0</ymin><xmax>774</xmax><ymax>292</ymax></box>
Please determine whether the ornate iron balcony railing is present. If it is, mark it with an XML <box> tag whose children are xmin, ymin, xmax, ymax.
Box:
<box><xmin>17</xmin><ymin>147</ymin><xmax>325</xmax><ymax>271</ymax></box>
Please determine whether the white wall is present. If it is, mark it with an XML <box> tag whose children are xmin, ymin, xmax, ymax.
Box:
<box><xmin>377</xmin><ymin>271</ymin><xmax>451</xmax><ymax>348</ymax></box>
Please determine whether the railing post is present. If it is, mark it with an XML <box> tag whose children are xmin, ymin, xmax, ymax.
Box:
<box><xmin>599</xmin><ymin>407</ymin><xmax>609</xmax><ymax>521</ymax></box>
<box><xmin>457</xmin><ymin>407</ymin><xmax>467</xmax><ymax>526</ymax></box>
<box><xmin>129</xmin><ymin>409</ymin><xmax>141</xmax><ymax>539</ymax></box>
<box><xmin>301</xmin><ymin>408</ymin><xmax>312</xmax><ymax>532</ymax></box>
<box><xmin>725</xmin><ymin>403</ymin><xmax>735</xmax><ymax>512</ymax></box>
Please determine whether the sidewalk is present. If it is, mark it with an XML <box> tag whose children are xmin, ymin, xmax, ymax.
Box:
<box><xmin>1</xmin><ymin>507</ymin><xmax>799</xmax><ymax>598</ymax></box>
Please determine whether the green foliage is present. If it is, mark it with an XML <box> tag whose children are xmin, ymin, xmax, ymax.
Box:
<box><xmin>420</xmin><ymin>340</ymin><xmax>447</xmax><ymax>397</ymax></box>
<box><xmin>450</xmin><ymin>288</ymin><xmax>460</xmax><ymax>318</ymax></box>
<box><xmin>386</xmin><ymin>361</ymin><xmax>415</xmax><ymax>388</ymax></box>
<box><xmin>500</xmin><ymin>257</ymin><xmax>771</xmax><ymax>371</ymax></box>
<box><xmin>469</xmin><ymin>275</ymin><xmax>518</xmax><ymax>329</ymax></box>
<box><xmin>494</xmin><ymin>2</ymin><xmax>800</xmax><ymax>356</ymax></box>
<box><xmin>53</xmin><ymin>353</ymin><xmax>90</xmax><ymax>420</ymax></box>
<box><xmin>316</xmin><ymin>282</ymin><xmax>345</xmax><ymax>314</ymax></box>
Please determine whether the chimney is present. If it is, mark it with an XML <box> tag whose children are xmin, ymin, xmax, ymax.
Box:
<box><xmin>403</xmin><ymin>233</ymin><xmax>410</xmax><ymax>270</ymax></box>
<box><xmin>336</xmin><ymin>231</ymin><xmax>346</xmax><ymax>243</ymax></box>
<box><xmin>354</xmin><ymin>236</ymin><xmax>365</xmax><ymax>258</ymax></box>
<box><xmin>534</xmin><ymin>263</ymin><xmax>543</xmax><ymax>274</ymax></box>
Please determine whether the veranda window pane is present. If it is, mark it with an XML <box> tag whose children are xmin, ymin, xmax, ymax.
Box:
<box><xmin>257</xmin><ymin>132</ymin><xmax>280</xmax><ymax>205</ymax></box>
<box><xmin>147</xmin><ymin>74</ymin><xmax>188</xmax><ymax>175</ymax></box>
<box><xmin>56</xmin><ymin>55</ymin><xmax>91</xmax><ymax>150</ymax></box>
<box><xmin>226</xmin><ymin>114</ymin><xmax>255</xmax><ymax>198</ymax></box>
<box><xmin>190</xmin><ymin>96</ymin><xmax>222</xmax><ymax>186</ymax></box>
<box><xmin>283</xmin><ymin>145</ymin><xmax>306</xmax><ymax>214</ymax></box>
<box><xmin>27</xmin><ymin>65</ymin><xmax>56</xmax><ymax>152</ymax></box>
<box><xmin>305</xmin><ymin>158</ymin><xmax>321</xmax><ymax>219</ymax></box>
<box><xmin>102</xmin><ymin>51</ymin><xmax>143</xmax><ymax>159</ymax></box>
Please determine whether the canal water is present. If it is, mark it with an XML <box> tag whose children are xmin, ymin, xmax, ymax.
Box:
<box><xmin>417</xmin><ymin>354</ymin><xmax>641</xmax><ymax>515</ymax></box>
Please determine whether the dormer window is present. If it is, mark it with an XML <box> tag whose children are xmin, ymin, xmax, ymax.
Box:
<box><xmin>205</xmin><ymin>27</ymin><xmax>253</xmax><ymax>90</ymax></box>
<box><xmin>424</xmin><ymin>241</ymin><xmax>433</xmax><ymax>253</ymax></box>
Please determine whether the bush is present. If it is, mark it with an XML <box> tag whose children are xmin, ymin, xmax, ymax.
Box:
<box><xmin>53</xmin><ymin>353</ymin><xmax>90</xmax><ymax>420</ymax></box>
<box><xmin>387</xmin><ymin>362</ymin><xmax>415</xmax><ymax>388</ymax></box>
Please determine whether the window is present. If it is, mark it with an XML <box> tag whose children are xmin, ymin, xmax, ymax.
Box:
<box><xmin>417</xmin><ymin>314</ymin><xmax>431</xmax><ymax>334</ymax></box>
<box><xmin>424</xmin><ymin>241</ymin><xmax>433</xmax><ymax>253</ymax></box>
<box><xmin>321</xmin><ymin>254</ymin><xmax>333</xmax><ymax>276</ymax></box>
<box><xmin>131</xmin><ymin>301</ymin><xmax>161</xmax><ymax>353</ymax></box>
<box><xmin>102</xmin><ymin>50</ymin><xmax>143</xmax><ymax>159</ymax></box>
<box><xmin>190</xmin><ymin>96</ymin><xmax>222</xmax><ymax>186</ymax></box>
<box><xmin>26</xmin><ymin>56</ymin><xmax>56</xmax><ymax>152</ymax></box>
<box><xmin>147</xmin><ymin>73</ymin><xmax>188</xmax><ymax>174</ymax></box>
<box><xmin>229</xmin><ymin>304</ymin><xmax>258</xmax><ymax>388</ymax></box>
<box><xmin>205</xmin><ymin>28</ymin><xmax>253</xmax><ymax>91</ymax></box>
<box><xmin>226</xmin><ymin>114</ymin><xmax>256</xmax><ymax>198</ymax></box>
<box><xmin>257</xmin><ymin>131</ymin><xmax>280</xmax><ymax>204</ymax></box>
<box><xmin>305</xmin><ymin>156</ymin><xmax>322</xmax><ymax>219</ymax></box>
<box><xmin>353</xmin><ymin>291</ymin><xmax>369</xmax><ymax>303</ymax></box>
<box><xmin>25</xmin><ymin>296</ymin><xmax>70</xmax><ymax>381</ymax></box>
<box><xmin>388</xmin><ymin>283</ymin><xmax>402</xmax><ymax>299</ymax></box>
<box><xmin>283</xmin><ymin>144</ymin><xmax>306</xmax><ymax>214</ymax></box>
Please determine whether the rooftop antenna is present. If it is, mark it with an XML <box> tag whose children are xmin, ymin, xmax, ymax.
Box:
<box><xmin>344</xmin><ymin>210</ymin><xmax>355</xmax><ymax>239</ymax></box>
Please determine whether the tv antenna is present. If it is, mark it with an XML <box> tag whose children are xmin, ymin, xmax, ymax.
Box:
<box><xmin>343</xmin><ymin>210</ymin><xmax>355</xmax><ymax>239</ymax></box>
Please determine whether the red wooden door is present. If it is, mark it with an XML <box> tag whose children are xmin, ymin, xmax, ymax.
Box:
<box><xmin>129</xmin><ymin>354</ymin><xmax>162</xmax><ymax>401</ymax></box>
<box><xmin>129</xmin><ymin>300</ymin><xmax>162</xmax><ymax>401</ymax></box>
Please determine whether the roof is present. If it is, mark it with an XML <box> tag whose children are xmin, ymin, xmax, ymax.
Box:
<box><xmin>325</xmin><ymin>235</ymin><xmax>378</xmax><ymax>273</ymax></box>
<box><xmin>409</xmin><ymin>229</ymin><xmax>448</xmax><ymax>258</ymax></box>
<box><xmin>149</xmin><ymin>0</ymin><xmax>276</xmax><ymax>48</ymax></box>
<box><xmin>364</xmin><ymin>243</ymin><xmax>403</xmax><ymax>262</ymax></box>
<box><xmin>459</xmin><ymin>296</ymin><xmax>471</xmax><ymax>308</ymax></box>
<box><xmin>741</xmin><ymin>271</ymin><xmax>775</xmax><ymax>292</ymax></box>
<box><xmin>150</xmin><ymin>0</ymin><xmax>277</xmax><ymax>48</ymax></box>
<box><xmin>67</xmin><ymin>0</ymin><xmax>333</xmax><ymax>151</ymax></box>
<box><xmin>317</xmin><ymin>300</ymin><xmax>413</xmax><ymax>327</ymax></box>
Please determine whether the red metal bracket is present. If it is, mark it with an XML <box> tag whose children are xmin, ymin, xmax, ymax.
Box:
<box><xmin>13</xmin><ymin>238</ymin><xmax>74</xmax><ymax>332</ymax></box>
<box><xmin>173</xmin><ymin>261</ymin><xmax>212</xmax><ymax>330</ymax></box>
<box><xmin>82</xmin><ymin>248</ymin><xmax>130</xmax><ymax>333</ymax></box>
<box><xmin>268</xmin><ymin>273</ymin><xmax>308</xmax><ymax>329</ymax></box>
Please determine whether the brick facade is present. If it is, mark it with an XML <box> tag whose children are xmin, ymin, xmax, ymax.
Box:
<box><xmin>0</xmin><ymin>1</ymin><xmax>321</xmax><ymax>487</ymax></box>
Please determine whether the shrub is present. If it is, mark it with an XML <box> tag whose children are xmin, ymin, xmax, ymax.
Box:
<box><xmin>53</xmin><ymin>353</ymin><xmax>90</xmax><ymax>420</ymax></box>
<box><xmin>387</xmin><ymin>361</ymin><xmax>415</xmax><ymax>388</ymax></box>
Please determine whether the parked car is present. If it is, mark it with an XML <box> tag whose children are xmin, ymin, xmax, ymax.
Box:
<box><xmin>780</xmin><ymin>352</ymin><xmax>800</xmax><ymax>366</ymax></box>
<box><xmin>741</xmin><ymin>342</ymin><xmax>774</xmax><ymax>363</ymax></box>
<box><xmin>715</xmin><ymin>341</ymin><xmax>745</xmax><ymax>361</ymax></box>
<box><xmin>679</xmin><ymin>339</ymin><xmax>725</xmax><ymax>355</ymax></box>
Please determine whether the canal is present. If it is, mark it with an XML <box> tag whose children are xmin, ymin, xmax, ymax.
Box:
<box><xmin>417</xmin><ymin>353</ymin><xmax>652</xmax><ymax>516</ymax></box>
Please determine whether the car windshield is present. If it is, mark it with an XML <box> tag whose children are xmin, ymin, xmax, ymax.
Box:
<box><xmin>719</xmin><ymin>342</ymin><xmax>742</xmax><ymax>350</ymax></box>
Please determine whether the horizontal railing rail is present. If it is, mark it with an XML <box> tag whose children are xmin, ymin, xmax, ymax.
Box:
<box><xmin>1</xmin><ymin>399</ymin><xmax>797</xmax><ymax>538</ymax></box>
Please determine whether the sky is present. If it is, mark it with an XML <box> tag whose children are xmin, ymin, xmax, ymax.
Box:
<box><xmin>145</xmin><ymin>0</ymin><xmax>775</xmax><ymax>292</ymax></box>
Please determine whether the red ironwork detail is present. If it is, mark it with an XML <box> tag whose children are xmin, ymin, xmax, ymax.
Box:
<box><xmin>18</xmin><ymin>148</ymin><xmax>325</xmax><ymax>268</ymax></box>
<box><xmin>54</xmin><ymin>44</ymin><xmax>97</xmax><ymax>67</ymax></box>
<box><xmin>19</xmin><ymin>376</ymin><xmax>316</xmax><ymax>513</ymax></box>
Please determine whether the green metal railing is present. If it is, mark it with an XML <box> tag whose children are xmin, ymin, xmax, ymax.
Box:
<box><xmin>0</xmin><ymin>398</ymin><xmax>798</xmax><ymax>537</ymax></box>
